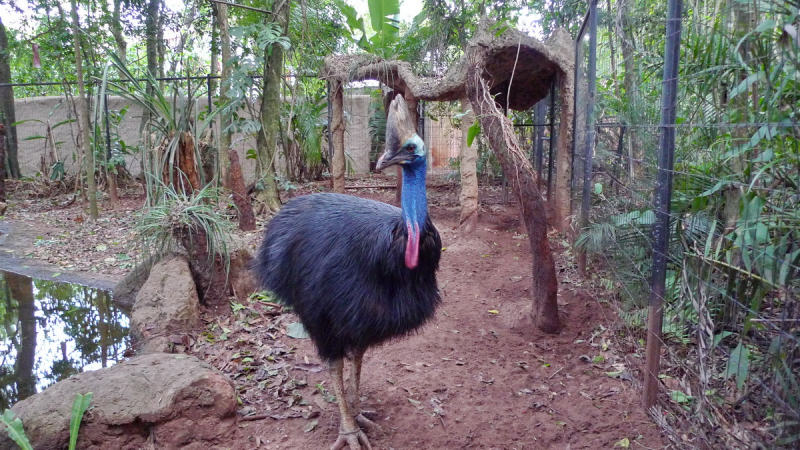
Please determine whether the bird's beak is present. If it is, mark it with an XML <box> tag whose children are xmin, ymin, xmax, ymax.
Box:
<box><xmin>375</xmin><ymin>142</ymin><xmax>412</xmax><ymax>171</ymax></box>
<box><xmin>376</xmin><ymin>94</ymin><xmax>416</xmax><ymax>172</ymax></box>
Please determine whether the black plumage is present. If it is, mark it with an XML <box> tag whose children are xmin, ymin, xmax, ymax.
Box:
<box><xmin>253</xmin><ymin>94</ymin><xmax>440</xmax><ymax>450</ymax></box>
<box><xmin>255</xmin><ymin>193</ymin><xmax>441</xmax><ymax>361</ymax></box>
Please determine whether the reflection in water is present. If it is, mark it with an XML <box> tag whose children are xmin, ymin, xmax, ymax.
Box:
<box><xmin>0</xmin><ymin>271</ymin><xmax>129</xmax><ymax>409</ymax></box>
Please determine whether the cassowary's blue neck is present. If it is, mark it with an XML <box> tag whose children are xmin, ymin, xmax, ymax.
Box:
<box><xmin>400</xmin><ymin>161</ymin><xmax>428</xmax><ymax>270</ymax></box>
<box><xmin>401</xmin><ymin>162</ymin><xmax>428</xmax><ymax>227</ymax></box>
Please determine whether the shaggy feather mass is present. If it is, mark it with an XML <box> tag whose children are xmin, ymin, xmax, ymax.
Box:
<box><xmin>255</xmin><ymin>193</ymin><xmax>442</xmax><ymax>361</ymax></box>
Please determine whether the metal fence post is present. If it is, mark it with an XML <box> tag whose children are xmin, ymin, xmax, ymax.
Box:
<box><xmin>578</xmin><ymin>0</ymin><xmax>598</xmax><ymax>276</ymax></box>
<box><xmin>546</xmin><ymin>81</ymin><xmax>556</xmax><ymax>200</ymax></box>
<box><xmin>644</xmin><ymin>0</ymin><xmax>683</xmax><ymax>409</ymax></box>
<box><xmin>207</xmin><ymin>74</ymin><xmax>212</xmax><ymax>116</ymax></box>
<box><xmin>535</xmin><ymin>98</ymin><xmax>545</xmax><ymax>187</ymax></box>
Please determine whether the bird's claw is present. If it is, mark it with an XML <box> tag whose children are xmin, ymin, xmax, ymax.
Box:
<box><xmin>330</xmin><ymin>429</ymin><xmax>372</xmax><ymax>450</ymax></box>
<box><xmin>354</xmin><ymin>413</ymin><xmax>383</xmax><ymax>434</ymax></box>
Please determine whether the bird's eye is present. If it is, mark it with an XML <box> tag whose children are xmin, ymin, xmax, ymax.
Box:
<box><xmin>407</xmin><ymin>144</ymin><xmax>416</xmax><ymax>153</ymax></box>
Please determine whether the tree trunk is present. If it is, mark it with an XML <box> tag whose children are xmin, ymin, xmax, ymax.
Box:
<box><xmin>331</xmin><ymin>80</ymin><xmax>346</xmax><ymax>193</ymax></box>
<box><xmin>178</xmin><ymin>229</ymin><xmax>228</xmax><ymax>305</ymax></box>
<box><xmin>229</xmin><ymin>149</ymin><xmax>256</xmax><ymax>231</ymax></box>
<box><xmin>618</xmin><ymin>0</ymin><xmax>641</xmax><ymax>179</ymax></box>
<box><xmin>141</xmin><ymin>0</ymin><xmax>160</xmax><ymax>165</ymax></box>
<box><xmin>0</xmin><ymin>124</ymin><xmax>6</xmax><ymax>207</ymax></box>
<box><xmin>459</xmin><ymin>97</ymin><xmax>479</xmax><ymax>232</ymax></box>
<box><xmin>156</xmin><ymin>4</ymin><xmax>166</xmax><ymax>84</ymax></box>
<box><xmin>254</xmin><ymin>0</ymin><xmax>288</xmax><ymax>212</ymax></box>
<box><xmin>553</xmin><ymin>71</ymin><xmax>575</xmax><ymax>233</ymax></box>
<box><xmin>111</xmin><ymin>0</ymin><xmax>127</xmax><ymax>77</ymax></box>
<box><xmin>466</xmin><ymin>46</ymin><xmax>561</xmax><ymax>335</ymax></box>
<box><xmin>177</xmin><ymin>131</ymin><xmax>202</xmax><ymax>193</ymax></box>
<box><xmin>0</xmin><ymin>17</ymin><xmax>20</xmax><ymax>179</ymax></box>
<box><xmin>724</xmin><ymin>1</ymin><xmax>754</xmax><ymax>233</ymax></box>
<box><xmin>71</xmin><ymin>0</ymin><xmax>98</xmax><ymax>220</ymax></box>
<box><xmin>5</xmin><ymin>271</ymin><xmax>37</xmax><ymax>401</ymax></box>
<box><xmin>210</xmin><ymin>3</ymin><xmax>232</xmax><ymax>188</ymax></box>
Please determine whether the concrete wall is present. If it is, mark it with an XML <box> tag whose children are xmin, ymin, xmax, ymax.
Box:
<box><xmin>11</xmin><ymin>94</ymin><xmax>456</xmax><ymax>181</ymax></box>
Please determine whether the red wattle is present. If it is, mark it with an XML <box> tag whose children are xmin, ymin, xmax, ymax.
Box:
<box><xmin>405</xmin><ymin>222</ymin><xmax>420</xmax><ymax>269</ymax></box>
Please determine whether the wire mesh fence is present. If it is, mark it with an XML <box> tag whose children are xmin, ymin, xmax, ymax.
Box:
<box><xmin>575</xmin><ymin>0</ymin><xmax>800</xmax><ymax>447</ymax></box>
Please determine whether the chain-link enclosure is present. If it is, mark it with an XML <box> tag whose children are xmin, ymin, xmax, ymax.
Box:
<box><xmin>574</xmin><ymin>0</ymin><xmax>800</xmax><ymax>447</ymax></box>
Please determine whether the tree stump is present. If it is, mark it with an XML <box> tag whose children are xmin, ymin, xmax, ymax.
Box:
<box><xmin>229</xmin><ymin>149</ymin><xmax>256</xmax><ymax>231</ymax></box>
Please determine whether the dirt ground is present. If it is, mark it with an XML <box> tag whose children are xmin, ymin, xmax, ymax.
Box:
<box><xmin>1</xmin><ymin>178</ymin><xmax>667</xmax><ymax>449</ymax></box>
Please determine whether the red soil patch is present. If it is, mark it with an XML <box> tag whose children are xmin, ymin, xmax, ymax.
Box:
<box><xmin>2</xmin><ymin>179</ymin><xmax>666</xmax><ymax>449</ymax></box>
<box><xmin>223</xmin><ymin>185</ymin><xmax>665</xmax><ymax>450</ymax></box>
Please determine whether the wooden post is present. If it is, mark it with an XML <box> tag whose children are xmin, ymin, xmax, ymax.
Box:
<box><xmin>331</xmin><ymin>80</ymin><xmax>345</xmax><ymax>193</ymax></box>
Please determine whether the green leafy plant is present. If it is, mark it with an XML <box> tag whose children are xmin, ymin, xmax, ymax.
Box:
<box><xmin>12</xmin><ymin>116</ymin><xmax>75</xmax><ymax>180</ymax></box>
<box><xmin>68</xmin><ymin>393</ymin><xmax>92</xmax><ymax>450</ymax></box>
<box><xmin>99</xmin><ymin>53</ymin><xmax>227</xmax><ymax>199</ymax></box>
<box><xmin>336</xmin><ymin>0</ymin><xmax>400</xmax><ymax>57</ymax></box>
<box><xmin>1</xmin><ymin>409</ymin><xmax>32</xmax><ymax>450</ymax></box>
<box><xmin>136</xmin><ymin>180</ymin><xmax>233</xmax><ymax>268</ymax></box>
<box><xmin>285</xmin><ymin>95</ymin><xmax>328</xmax><ymax>180</ymax></box>
<box><xmin>2</xmin><ymin>392</ymin><xmax>92</xmax><ymax>450</ymax></box>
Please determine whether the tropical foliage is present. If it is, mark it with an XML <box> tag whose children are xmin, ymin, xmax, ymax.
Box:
<box><xmin>575</xmin><ymin>0</ymin><xmax>799</xmax><ymax>445</ymax></box>
<box><xmin>1</xmin><ymin>0</ymin><xmax>798</xmax><ymax>446</ymax></box>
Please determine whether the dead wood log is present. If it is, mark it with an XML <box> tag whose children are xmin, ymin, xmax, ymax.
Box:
<box><xmin>465</xmin><ymin>27</ymin><xmax>561</xmax><ymax>334</ymax></box>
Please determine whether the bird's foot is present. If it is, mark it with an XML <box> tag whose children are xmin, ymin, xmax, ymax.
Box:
<box><xmin>330</xmin><ymin>428</ymin><xmax>372</xmax><ymax>450</ymax></box>
<box><xmin>354</xmin><ymin>413</ymin><xmax>383</xmax><ymax>434</ymax></box>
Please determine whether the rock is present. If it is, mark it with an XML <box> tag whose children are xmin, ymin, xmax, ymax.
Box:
<box><xmin>2</xmin><ymin>353</ymin><xmax>236</xmax><ymax>450</ymax></box>
<box><xmin>112</xmin><ymin>254</ymin><xmax>159</xmax><ymax>313</ymax></box>
<box><xmin>130</xmin><ymin>255</ymin><xmax>199</xmax><ymax>354</ymax></box>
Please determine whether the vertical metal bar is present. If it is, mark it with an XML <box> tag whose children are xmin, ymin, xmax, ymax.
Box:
<box><xmin>578</xmin><ymin>0</ymin><xmax>598</xmax><ymax>276</ymax></box>
<box><xmin>207</xmin><ymin>74</ymin><xmax>212</xmax><ymax>115</ymax></box>
<box><xmin>614</xmin><ymin>125</ymin><xmax>626</xmax><ymax>195</ymax></box>
<box><xmin>546</xmin><ymin>80</ymin><xmax>556</xmax><ymax>201</ymax></box>
<box><xmin>502</xmin><ymin>103</ymin><xmax>509</xmax><ymax>204</ymax></box>
<box><xmin>535</xmin><ymin>98</ymin><xmax>545</xmax><ymax>186</ymax></box>
<box><xmin>644</xmin><ymin>0</ymin><xmax>683</xmax><ymax>409</ymax></box>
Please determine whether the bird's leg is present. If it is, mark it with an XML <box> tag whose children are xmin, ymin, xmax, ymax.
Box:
<box><xmin>347</xmin><ymin>349</ymin><xmax>364</xmax><ymax>411</ymax></box>
<box><xmin>348</xmin><ymin>350</ymin><xmax>382</xmax><ymax>433</ymax></box>
<box><xmin>329</xmin><ymin>358</ymin><xmax>372</xmax><ymax>450</ymax></box>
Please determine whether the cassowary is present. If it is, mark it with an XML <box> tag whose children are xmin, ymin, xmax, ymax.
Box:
<box><xmin>254</xmin><ymin>94</ymin><xmax>441</xmax><ymax>450</ymax></box>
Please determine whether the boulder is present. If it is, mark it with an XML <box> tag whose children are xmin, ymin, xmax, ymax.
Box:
<box><xmin>130</xmin><ymin>255</ymin><xmax>199</xmax><ymax>354</ymax></box>
<box><xmin>112</xmin><ymin>254</ymin><xmax>158</xmax><ymax>313</ymax></box>
<box><xmin>2</xmin><ymin>353</ymin><xmax>236</xmax><ymax>450</ymax></box>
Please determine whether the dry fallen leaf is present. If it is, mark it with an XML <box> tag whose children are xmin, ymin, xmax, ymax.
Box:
<box><xmin>303</xmin><ymin>420</ymin><xmax>318</xmax><ymax>433</ymax></box>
